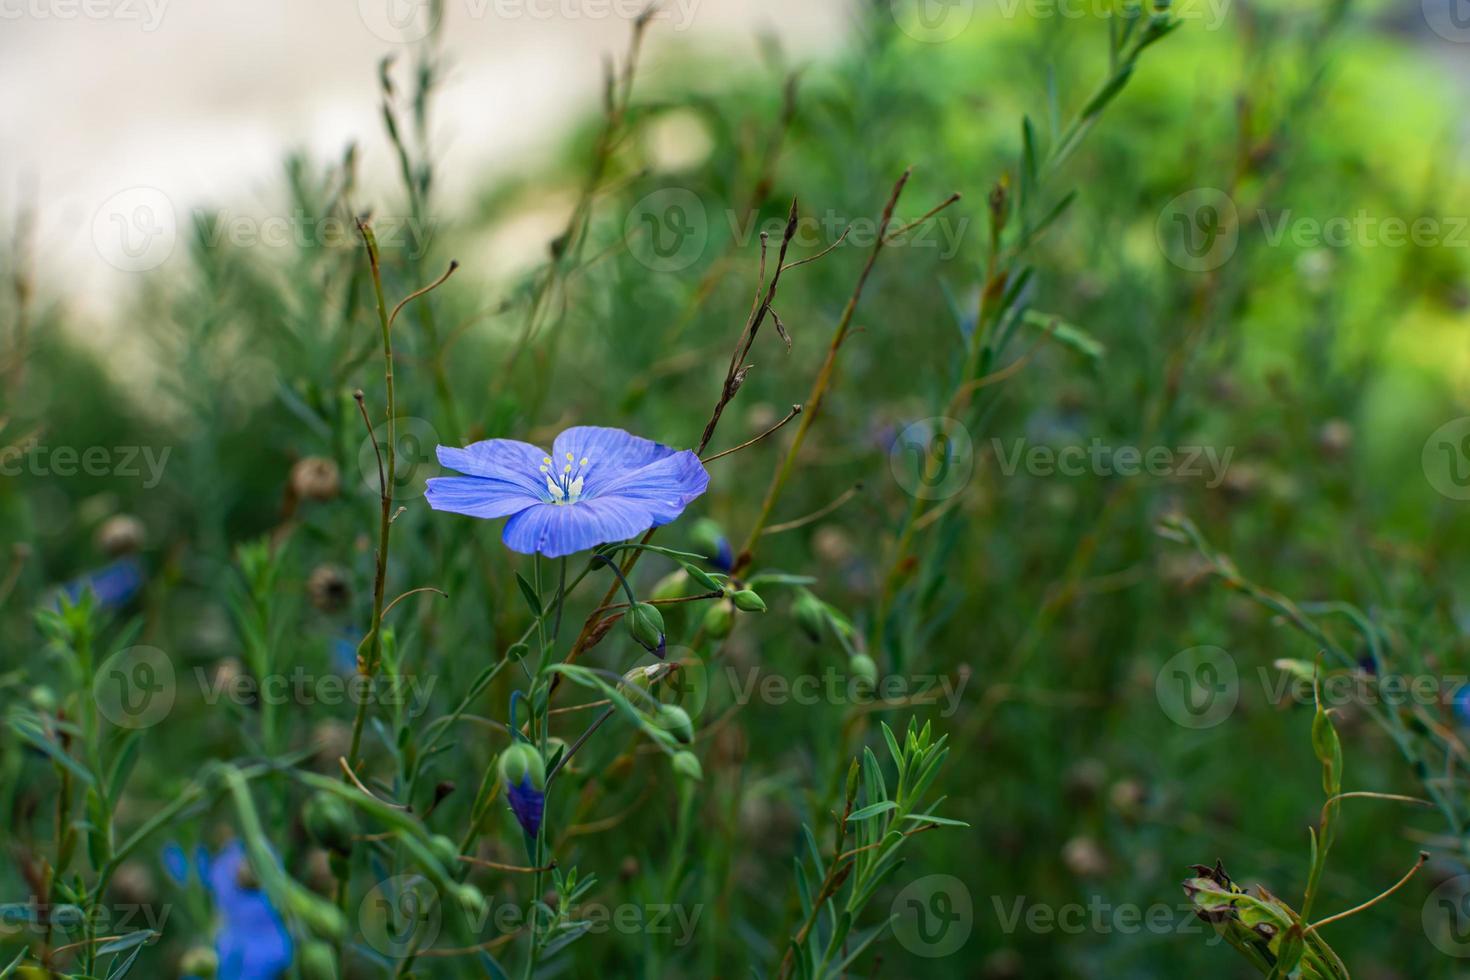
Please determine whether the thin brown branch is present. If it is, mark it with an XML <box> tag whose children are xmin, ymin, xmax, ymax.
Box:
<box><xmin>702</xmin><ymin>404</ymin><xmax>802</xmax><ymax>463</ymax></box>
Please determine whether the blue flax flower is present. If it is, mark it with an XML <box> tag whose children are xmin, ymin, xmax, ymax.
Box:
<box><xmin>426</xmin><ymin>426</ymin><xmax>709</xmax><ymax>558</ymax></box>
<box><xmin>200</xmin><ymin>842</ymin><xmax>294</xmax><ymax>980</ymax></box>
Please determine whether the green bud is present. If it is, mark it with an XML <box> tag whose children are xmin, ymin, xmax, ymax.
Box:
<box><xmin>702</xmin><ymin>601</ymin><xmax>734</xmax><ymax>638</ymax></box>
<box><xmin>429</xmin><ymin>834</ymin><xmax>460</xmax><ymax>870</ymax></box>
<box><xmin>498</xmin><ymin>742</ymin><xmax>546</xmax><ymax>792</ymax></box>
<box><xmin>730</xmin><ymin>589</ymin><xmax>766</xmax><ymax>613</ymax></box>
<box><xmin>622</xmin><ymin>663</ymin><xmax>661</xmax><ymax>691</ymax></box>
<box><xmin>303</xmin><ymin>791</ymin><xmax>357</xmax><ymax>855</ymax></box>
<box><xmin>625</xmin><ymin>602</ymin><xmax>666</xmax><ymax>657</ymax></box>
<box><xmin>456</xmin><ymin>883</ymin><xmax>487</xmax><ymax>921</ymax></box>
<box><xmin>28</xmin><ymin>686</ymin><xmax>56</xmax><ymax>713</ymax></box>
<box><xmin>671</xmin><ymin>750</ymin><xmax>703</xmax><ymax>782</ymax></box>
<box><xmin>689</xmin><ymin>518</ymin><xmax>729</xmax><ymax>564</ymax></box>
<box><xmin>792</xmin><ymin>591</ymin><xmax>826</xmax><ymax>641</ymax></box>
<box><xmin>180</xmin><ymin>947</ymin><xmax>219</xmax><ymax>978</ymax></box>
<box><xmin>651</xmin><ymin>569</ymin><xmax>690</xmax><ymax>603</ymax></box>
<box><xmin>507</xmin><ymin>642</ymin><xmax>530</xmax><ymax>663</ymax></box>
<box><xmin>298</xmin><ymin>941</ymin><xmax>338</xmax><ymax>980</ymax></box>
<box><xmin>656</xmin><ymin>704</ymin><xmax>694</xmax><ymax>744</ymax></box>
<box><xmin>849</xmin><ymin>654</ymin><xmax>878</xmax><ymax>695</ymax></box>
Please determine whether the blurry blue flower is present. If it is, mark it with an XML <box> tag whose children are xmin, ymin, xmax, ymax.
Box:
<box><xmin>1454</xmin><ymin>686</ymin><xmax>1470</xmax><ymax>728</ymax></box>
<box><xmin>330</xmin><ymin>628</ymin><xmax>358</xmax><ymax>674</ymax></box>
<box><xmin>162</xmin><ymin>842</ymin><xmax>190</xmax><ymax>886</ymax></box>
<box><xmin>426</xmin><ymin>426</ymin><xmax>709</xmax><ymax>558</ymax></box>
<box><xmin>199</xmin><ymin>842</ymin><xmax>294</xmax><ymax>980</ymax></box>
<box><xmin>59</xmin><ymin>557</ymin><xmax>144</xmax><ymax>610</ymax></box>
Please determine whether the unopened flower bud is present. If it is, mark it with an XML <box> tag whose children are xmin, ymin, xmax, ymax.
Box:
<box><xmin>507</xmin><ymin>642</ymin><xmax>530</xmax><ymax>663</ymax></box>
<box><xmin>729</xmin><ymin>589</ymin><xmax>766</xmax><ymax>613</ymax></box>
<box><xmin>849</xmin><ymin>654</ymin><xmax>878</xmax><ymax>693</ymax></box>
<box><xmin>298</xmin><ymin>941</ymin><xmax>338</xmax><ymax>980</ymax></box>
<box><xmin>656</xmin><ymin>704</ymin><xmax>694</xmax><ymax>744</ymax></box>
<box><xmin>792</xmin><ymin>591</ymin><xmax>826</xmax><ymax>641</ymax></box>
<box><xmin>180</xmin><ymin>946</ymin><xmax>219</xmax><ymax>978</ymax></box>
<box><xmin>498</xmin><ymin>742</ymin><xmax>547</xmax><ymax>837</ymax></box>
<box><xmin>671</xmin><ymin>750</ymin><xmax>702</xmax><ymax>782</ymax></box>
<box><xmin>429</xmin><ymin>834</ymin><xmax>460</xmax><ymax>869</ymax></box>
<box><xmin>625</xmin><ymin>602</ymin><xmax>666</xmax><ymax>658</ymax></box>
<box><xmin>304</xmin><ymin>792</ymin><xmax>357</xmax><ymax>855</ymax></box>
<box><xmin>702</xmin><ymin>601</ymin><xmax>734</xmax><ymax>638</ymax></box>
<box><xmin>690</xmin><ymin>517</ymin><xmax>734</xmax><ymax>572</ymax></box>
<box><xmin>651</xmin><ymin>570</ymin><xmax>690</xmax><ymax>603</ymax></box>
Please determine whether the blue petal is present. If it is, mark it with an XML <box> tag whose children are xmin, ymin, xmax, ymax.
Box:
<box><xmin>592</xmin><ymin>450</ymin><xmax>710</xmax><ymax>525</ymax></box>
<box><xmin>426</xmin><ymin>476</ymin><xmax>541</xmax><ymax>519</ymax></box>
<box><xmin>553</xmin><ymin>427</ymin><xmax>676</xmax><ymax>495</ymax></box>
<box><xmin>506</xmin><ymin>775</ymin><xmax>545</xmax><ymax>837</ymax></box>
<box><xmin>501</xmin><ymin>497</ymin><xmax>657</xmax><ymax>558</ymax></box>
<box><xmin>436</xmin><ymin>439</ymin><xmax>550</xmax><ymax>496</ymax></box>
<box><xmin>204</xmin><ymin>843</ymin><xmax>293</xmax><ymax>980</ymax></box>
<box><xmin>162</xmin><ymin>843</ymin><xmax>190</xmax><ymax>885</ymax></box>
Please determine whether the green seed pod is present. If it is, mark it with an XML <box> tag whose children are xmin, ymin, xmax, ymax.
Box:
<box><xmin>849</xmin><ymin>654</ymin><xmax>878</xmax><ymax>694</ymax></box>
<box><xmin>651</xmin><ymin>569</ymin><xmax>690</xmax><ymax>603</ymax></box>
<box><xmin>303</xmin><ymin>791</ymin><xmax>357</xmax><ymax>855</ymax></box>
<box><xmin>702</xmin><ymin>601</ymin><xmax>734</xmax><ymax>638</ymax></box>
<box><xmin>429</xmin><ymin>834</ymin><xmax>460</xmax><ymax>870</ymax></box>
<box><xmin>792</xmin><ymin>591</ymin><xmax>827</xmax><ymax>641</ymax></box>
<box><xmin>656</xmin><ymin>704</ymin><xmax>694</xmax><ymax>744</ymax></box>
<box><xmin>625</xmin><ymin>602</ymin><xmax>667</xmax><ymax>657</ymax></box>
<box><xmin>298</xmin><ymin>940</ymin><xmax>338</xmax><ymax>980</ymax></box>
<box><xmin>671</xmin><ymin>750</ymin><xmax>703</xmax><ymax>782</ymax></box>
<box><xmin>730</xmin><ymin>589</ymin><xmax>767</xmax><ymax>613</ymax></box>
<box><xmin>179</xmin><ymin>946</ymin><xmax>219</xmax><ymax>979</ymax></box>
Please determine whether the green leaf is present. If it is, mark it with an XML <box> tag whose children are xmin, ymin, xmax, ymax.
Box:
<box><xmin>846</xmin><ymin>801</ymin><xmax>898</xmax><ymax>822</ymax></box>
<box><xmin>901</xmin><ymin>813</ymin><xmax>970</xmax><ymax>828</ymax></box>
<box><xmin>1021</xmin><ymin>310</ymin><xmax>1104</xmax><ymax>361</ymax></box>
<box><xmin>514</xmin><ymin>572</ymin><xmax>542</xmax><ymax>617</ymax></box>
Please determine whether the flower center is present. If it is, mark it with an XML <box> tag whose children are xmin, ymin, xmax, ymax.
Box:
<box><xmin>540</xmin><ymin>452</ymin><xmax>590</xmax><ymax>504</ymax></box>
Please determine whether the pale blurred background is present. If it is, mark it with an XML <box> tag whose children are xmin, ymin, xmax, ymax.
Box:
<box><xmin>1</xmin><ymin>0</ymin><xmax>850</xmax><ymax>312</ymax></box>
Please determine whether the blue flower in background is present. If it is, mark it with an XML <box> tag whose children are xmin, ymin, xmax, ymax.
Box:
<box><xmin>1454</xmin><ymin>686</ymin><xmax>1470</xmax><ymax>728</ymax></box>
<box><xmin>162</xmin><ymin>842</ymin><xmax>190</xmax><ymax>886</ymax></box>
<box><xmin>59</xmin><ymin>557</ymin><xmax>144</xmax><ymax>610</ymax></box>
<box><xmin>199</xmin><ymin>842</ymin><xmax>294</xmax><ymax>980</ymax></box>
<box><xmin>426</xmin><ymin>426</ymin><xmax>709</xmax><ymax>558</ymax></box>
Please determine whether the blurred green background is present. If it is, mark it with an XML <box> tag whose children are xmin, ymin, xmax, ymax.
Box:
<box><xmin>4</xmin><ymin>0</ymin><xmax>1470</xmax><ymax>976</ymax></box>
